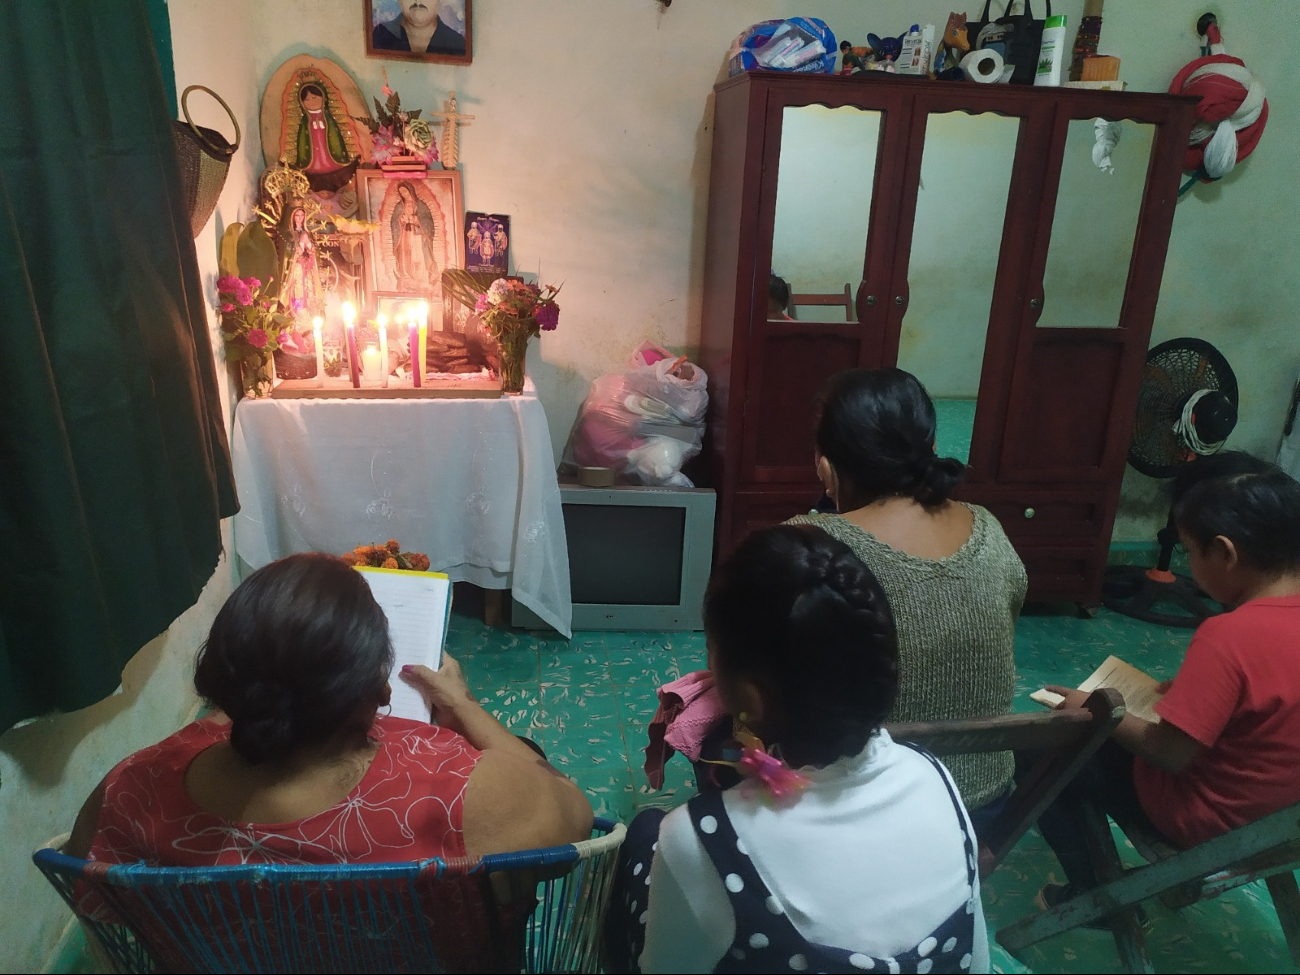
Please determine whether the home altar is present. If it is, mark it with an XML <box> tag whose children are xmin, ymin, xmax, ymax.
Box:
<box><xmin>230</xmin><ymin>379</ymin><xmax>572</xmax><ymax>636</ymax></box>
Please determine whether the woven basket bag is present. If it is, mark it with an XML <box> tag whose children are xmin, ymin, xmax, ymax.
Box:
<box><xmin>171</xmin><ymin>85</ymin><xmax>240</xmax><ymax>238</ymax></box>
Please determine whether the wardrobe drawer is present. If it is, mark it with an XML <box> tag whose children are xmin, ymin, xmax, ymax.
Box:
<box><xmin>1019</xmin><ymin>544</ymin><xmax>1107</xmax><ymax>605</ymax></box>
<box><xmin>981</xmin><ymin>495</ymin><xmax>1108</xmax><ymax>539</ymax></box>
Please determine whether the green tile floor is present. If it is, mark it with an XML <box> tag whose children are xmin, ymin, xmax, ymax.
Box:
<box><xmin>452</xmin><ymin>591</ymin><xmax>1297</xmax><ymax>974</ymax></box>
<box><xmin>49</xmin><ymin>586</ymin><xmax>1298</xmax><ymax>973</ymax></box>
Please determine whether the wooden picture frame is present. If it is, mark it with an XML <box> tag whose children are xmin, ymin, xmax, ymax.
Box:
<box><xmin>357</xmin><ymin>170</ymin><xmax>465</xmax><ymax>309</ymax></box>
<box><xmin>365</xmin><ymin>0</ymin><xmax>472</xmax><ymax>65</ymax></box>
<box><xmin>374</xmin><ymin>292</ymin><xmax>430</xmax><ymax>328</ymax></box>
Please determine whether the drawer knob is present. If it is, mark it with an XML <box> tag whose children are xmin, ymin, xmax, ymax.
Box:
<box><xmin>865</xmin><ymin>294</ymin><xmax>877</xmax><ymax>306</ymax></box>
<box><xmin>1024</xmin><ymin>507</ymin><xmax>1036</xmax><ymax>519</ymax></box>
<box><xmin>1030</xmin><ymin>298</ymin><xmax>1043</xmax><ymax>309</ymax></box>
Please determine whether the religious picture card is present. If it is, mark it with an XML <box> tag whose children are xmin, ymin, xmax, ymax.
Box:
<box><xmin>358</xmin><ymin>171</ymin><xmax>465</xmax><ymax>307</ymax></box>
<box><xmin>464</xmin><ymin>212</ymin><xmax>509</xmax><ymax>275</ymax></box>
<box><xmin>366</xmin><ymin>0</ymin><xmax>473</xmax><ymax>65</ymax></box>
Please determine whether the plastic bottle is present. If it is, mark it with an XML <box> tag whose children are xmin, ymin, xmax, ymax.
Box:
<box><xmin>1035</xmin><ymin>14</ymin><xmax>1068</xmax><ymax>87</ymax></box>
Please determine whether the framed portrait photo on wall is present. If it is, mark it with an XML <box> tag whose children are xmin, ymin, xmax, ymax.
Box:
<box><xmin>359</xmin><ymin>171</ymin><xmax>465</xmax><ymax>307</ymax></box>
<box><xmin>366</xmin><ymin>0</ymin><xmax>472</xmax><ymax>64</ymax></box>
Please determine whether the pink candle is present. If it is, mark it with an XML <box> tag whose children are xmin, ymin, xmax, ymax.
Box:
<box><xmin>343</xmin><ymin>302</ymin><xmax>360</xmax><ymax>388</ymax></box>
<box><xmin>408</xmin><ymin>314</ymin><xmax>422</xmax><ymax>387</ymax></box>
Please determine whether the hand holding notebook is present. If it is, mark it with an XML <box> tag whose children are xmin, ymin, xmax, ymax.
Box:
<box><xmin>1031</xmin><ymin>655</ymin><xmax>1166</xmax><ymax>723</ymax></box>
<box><xmin>353</xmin><ymin>566</ymin><xmax>452</xmax><ymax>722</ymax></box>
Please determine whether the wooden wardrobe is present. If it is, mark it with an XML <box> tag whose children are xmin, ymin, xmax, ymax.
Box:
<box><xmin>697</xmin><ymin>72</ymin><xmax>1197</xmax><ymax>604</ymax></box>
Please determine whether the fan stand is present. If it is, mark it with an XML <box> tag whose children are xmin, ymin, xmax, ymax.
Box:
<box><xmin>1101</xmin><ymin>512</ymin><xmax>1223</xmax><ymax>628</ymax></box>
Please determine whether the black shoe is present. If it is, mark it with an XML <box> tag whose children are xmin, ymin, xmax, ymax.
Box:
<box><xmin>1035</xmin><ymin>883</ymin><xmax>1149</xmax><ymax>930</ymax></box>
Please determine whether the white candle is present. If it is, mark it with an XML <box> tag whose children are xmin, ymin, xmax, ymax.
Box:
<box><xmin>312</xmin><ymin>316</ymin><xmax>325</xmax><ymax>386</ymax></box>
<box><xmin>362</xmin><ymin>343</ymin><xmax>380</xmax><ymax>384</ymax></box>
<box><xmin>376</xmin><ymin>314</ymin><xmax>388</xmax><ymax>388</ymax></box>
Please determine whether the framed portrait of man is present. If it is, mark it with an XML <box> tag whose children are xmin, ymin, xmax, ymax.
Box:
<box><xmin>365</xmin><ymin>0</ymin><xmax>472</xmax><ymax>65</ymax></box>
<box><xmin>358</xmin><ymin>171</ymin><xmax>465</xmax><ymax>307</ymax></box>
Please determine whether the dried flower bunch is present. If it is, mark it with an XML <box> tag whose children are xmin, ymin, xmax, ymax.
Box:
<box><xmin>341</xmin><ymin>539</ymin><xmax>431</xmax><ymax>572</ymax></box>
<box><xmin>355</xmin><ymin>80</ymin><xmax>438</xmax><ymax>166</ymax></box>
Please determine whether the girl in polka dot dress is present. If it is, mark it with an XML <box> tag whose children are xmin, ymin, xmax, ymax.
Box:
<box><xmin>605</xmin><ymin>525</ymin><xmax>988</xmax><ymax>974</ymax></box>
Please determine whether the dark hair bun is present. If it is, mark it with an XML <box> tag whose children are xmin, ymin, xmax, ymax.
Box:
<box><xmin>914</xmin><ymin>455</ymin><xmax>966</xmax><ymax>507</ymax></box>
<box><xmin>815</xmin><ymin>368</ymin><xmax>966</xmax><ymax>508</ymax></box>
<box><xmin>195</xmin><ymin>554</ymin><xmax>394</xmax><ymax>765</ymax></box>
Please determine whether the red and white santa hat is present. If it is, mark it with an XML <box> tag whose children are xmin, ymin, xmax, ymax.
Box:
<box><xmin>1168</xmin><ymin>19</ymin><xmax>1267</xmax><ymax>183</ymax></box>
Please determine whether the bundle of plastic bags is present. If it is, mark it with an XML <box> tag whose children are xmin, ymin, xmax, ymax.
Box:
<box><xmin>563</xmin><ymin>343</ymin><xmax>709</xmax><ymax>488</ymax></box>
<box><xmin>727</xmin><ymin>17</ymin><xmax>838</xmax><ymax>76</ymax></box>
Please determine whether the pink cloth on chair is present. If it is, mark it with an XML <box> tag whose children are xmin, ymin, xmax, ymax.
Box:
<box><xmin>644</xmin><ymin>670</ymin><xmax>727</xmax><ymax>789</ymax></box>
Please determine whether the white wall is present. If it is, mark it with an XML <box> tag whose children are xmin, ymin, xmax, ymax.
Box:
<box><xmin>220</xmin><ymin>0</ymin><xmax>1296</xmax><ymax>541</ymax></box>
<box><xmin>0</xmin><ymin>1</ymin><xmax>258</xmax><ymax>969</ymax></box>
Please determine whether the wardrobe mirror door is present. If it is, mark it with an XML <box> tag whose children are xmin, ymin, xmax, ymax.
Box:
<box><xmin>770</xmin><ymin>105</ymin><xmax>881</xmax><ymax>323</ymax></box>
<box><xmin>1037</xmin><ymin>118</ymin><xmax>1155</xmax><ymax>329</ymax></box>
<box><xmin>897</xmin><ymin>110</ymin><xmax>1018</xmax><ymax>465</ymax></box>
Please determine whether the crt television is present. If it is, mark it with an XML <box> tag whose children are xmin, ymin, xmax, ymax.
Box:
<box><xmin>512</xmin><ymin>483</ymin><xmax>716</xmax><ymax>631</ymax></box>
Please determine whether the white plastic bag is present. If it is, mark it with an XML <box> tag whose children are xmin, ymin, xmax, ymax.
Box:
<box><xmin>563</xmin><ymin>346</ymin><xmax>709</xmax><ymax>487</ymax></box>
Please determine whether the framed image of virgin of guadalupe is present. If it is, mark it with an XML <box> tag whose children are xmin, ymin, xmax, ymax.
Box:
<box><xmin>366</xmin><ymin>0</ymin><xmax>473</xmax><ymax>65</ymax></box>
<box><xmin>358</xmin><ymin>171</ymin><xmax>464</xmax><ymax>307</ymax></box>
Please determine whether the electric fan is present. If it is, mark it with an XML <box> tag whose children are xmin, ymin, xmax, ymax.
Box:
<box><xmin>1101</xmin><ymin>337</ymin><xmax>1239</xmax><ymax>627</ymax></box>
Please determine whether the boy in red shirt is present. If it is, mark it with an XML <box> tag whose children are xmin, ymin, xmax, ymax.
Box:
<box><xmin>1036</xmin><ymin>452</ymin><xmax>1300</xmax><ymax>903</ymax></box>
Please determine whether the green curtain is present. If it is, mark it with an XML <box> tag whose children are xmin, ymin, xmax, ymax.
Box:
<box><xmin>0</xmin><ymin>0</ymin><xmax>238</xmax><ymax>730</ymax></box>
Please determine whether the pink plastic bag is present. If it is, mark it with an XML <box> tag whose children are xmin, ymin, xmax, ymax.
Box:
<box><xmin>562</xmin><ymin>347</ymin><xmax>709</xmax><ymax>487</ymax></box>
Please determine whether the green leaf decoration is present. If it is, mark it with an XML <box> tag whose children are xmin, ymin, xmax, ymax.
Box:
<box><xmin>238</xmin><ymin>222</ymin><xmax>280</xmax><ymax>298</ymax></box>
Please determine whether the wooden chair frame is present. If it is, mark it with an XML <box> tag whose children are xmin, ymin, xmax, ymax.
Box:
<box><xmin>886</xmin><ymin>687</ymin><xmax>1126</xmax><ymax>878</ymax></box>
<box><xmin>787</xmin><ymin>284</ymin><xmax>855</xmax><ymax>322</ymax></box>
<box><xmin>996</xmin><ymin>797</ymin><xmax>1300</xmax><ymax>973</ymax></box>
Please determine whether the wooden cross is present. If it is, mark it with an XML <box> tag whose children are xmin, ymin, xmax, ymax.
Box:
<box><xmin>431</xmin><ymin>91</ymin><xmax>475</xmax><ymax>169</ymax></box>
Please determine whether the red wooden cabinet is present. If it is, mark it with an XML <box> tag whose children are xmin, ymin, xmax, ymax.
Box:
<box><xmin>697</xmin><ymin>73</ymin><xmax>1196</xmax><ymax>604</ymax></box>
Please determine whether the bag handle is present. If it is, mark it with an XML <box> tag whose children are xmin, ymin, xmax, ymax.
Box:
<box><xmin>180</xmin><ymin>85</ymin><xmax>240</xmax><ymax>157</ymax></box>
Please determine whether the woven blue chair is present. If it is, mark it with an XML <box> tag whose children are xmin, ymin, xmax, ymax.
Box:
<box><xmin>33</xmin><ymin>818</ymin><xmax>625</xmax><ymax>974</ymax></box>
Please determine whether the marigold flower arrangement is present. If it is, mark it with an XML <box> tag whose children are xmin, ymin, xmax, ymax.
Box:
<box><xmin>217</xmin><ymin>275</ymin><xmax>293</xmax><ymax>397</ymax></box>
<box><xmin>340</xmin><ymin>539</ymin><xmax>431</xmax><ymax>572</ymax></box>
<box><xmin>443</xmin><ymin>270</ymin><xmax>562</xmax><ymax>393</ymax></box>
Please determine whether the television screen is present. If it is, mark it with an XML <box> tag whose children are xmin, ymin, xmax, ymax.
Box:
<box><xmin>564</xmin><ymin>504</ymin><xmax>685</xmax><ymax>605</ymax></box>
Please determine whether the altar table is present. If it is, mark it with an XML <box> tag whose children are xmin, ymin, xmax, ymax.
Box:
<box><xmin>230</xmin><ymin>382</ymin><xmax>573</xmax><ymax>636</ymax></box>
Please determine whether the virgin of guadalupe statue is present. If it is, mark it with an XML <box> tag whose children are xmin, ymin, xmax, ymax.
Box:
<box><xmin>290</xmin><ymin>80</ymin><xmax>359</xmax><ymax>192</ymax></box>
<box><xmin>279</xmin><ymin>203</ymin><xmax>324</xmax><ymax>322</ymax></box>
<box><xmin>390</xmin><ymin>181</ymin><xmax>438</xmax><ymax>291</ymax></box>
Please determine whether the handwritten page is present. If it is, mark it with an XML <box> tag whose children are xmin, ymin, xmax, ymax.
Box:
<box><xmin>354</xmin><ymin>567</ymin><xmax>452</xmax><ymax>722</ymax></box>
<box><xmin>1030</xmin><ymin>655</ymin><xmax>1164</xmax><ymax>723</ymax></box>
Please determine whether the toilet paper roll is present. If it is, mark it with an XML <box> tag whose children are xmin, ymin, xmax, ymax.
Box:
<box><xmin>960</xmin><ymin>49</ymin><xmax>1006</xmax><ymax>84</ymax></box>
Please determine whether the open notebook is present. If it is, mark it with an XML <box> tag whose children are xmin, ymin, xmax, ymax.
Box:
<box><xmin>1030</xmin><ymin>654</ymin><xmax>1164</xmax><ymax>723</ymax></box>
<box><xmin>354</xmin><ymin>566</ymin><xmax>452</xmax><ymax>722</ymax></box>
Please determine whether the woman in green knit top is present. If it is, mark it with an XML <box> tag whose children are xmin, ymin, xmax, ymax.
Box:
<box><xmin>787</xmin><ymin>368</ymin><xmax>1026</xmax><ymax>826</ymax></box>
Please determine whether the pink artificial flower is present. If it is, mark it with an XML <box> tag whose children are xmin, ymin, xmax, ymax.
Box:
<box><xmin>245</xmin><ymin>277</ymin><xmax>262</xmax><ymax>291</ymax></box>
<box><xmin>221</xmin><ymin>302</ymin><xmax>236</xmax><ymax>313</ymax></box>
<box><xmin>216</xmin><ymin>275</ymin><xmax>240</xmax><ymax>293</ymax></box>
<box><xmin>247</xmin><ymin>329</ymin><xmax>268</xmax><ymax>348</ymax></box>
<box><xmin>474</xmin><ymin>294</ymin><xmax>491</xmax><ymax>314</ymax></box>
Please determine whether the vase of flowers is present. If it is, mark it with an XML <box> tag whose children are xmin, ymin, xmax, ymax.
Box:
<box><xmin>217</xmin><ymin>274</ymin><xmax>292</xmax><ymax>398</ymax></box>
<box><xmin>443</xmin><ymin>271</ymin><xmax>561</xmax><ymax>395</ymax></box>
<box><xmin>354</xmin><ymin>81</ymin><xmax>438</xmax><ymax>172</ymax></box>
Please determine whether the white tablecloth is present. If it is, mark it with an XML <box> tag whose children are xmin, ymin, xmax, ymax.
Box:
<box><xmin>230</xmin><ymin>382</ymin><xmax>572</xmax><ymax>637</ymax></box>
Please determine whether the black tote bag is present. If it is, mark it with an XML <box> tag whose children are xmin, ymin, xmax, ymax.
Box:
<box><xmin>969</xmin><ymin>0</ymin><xmax>1054</xmax><ymax>85</ymax></box>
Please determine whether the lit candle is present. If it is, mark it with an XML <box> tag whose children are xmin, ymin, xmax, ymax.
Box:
<box><xmin>362</xmin><ymin>343</ymin><xmax>380</xmax><ymax>384</ymax></box>
<box><xmin>312</xmin><ymin>316</ymin><xmax>325</xmax><ymax>386</ymax></box>
<box><xmin>343</xmin><ymin>302</ymin><xmax>360</xmax><ymax>388</ymax></box>
<box><xmin>418</xmin><ymin>300</ymin><xmax>429</xmax><ymax>381</ymax></box>
<box><xmin>376</xmin><ymin>314</ymin><xmax>389</xmax><ymax>389</ymax></box>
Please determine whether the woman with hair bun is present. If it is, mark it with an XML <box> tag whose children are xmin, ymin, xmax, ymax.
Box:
<box><xmin>787</xmin><ymin>368</ymin><xmax>1026</xmax><ymax>824</ymax></box>
<box><xmin>68</xmin><ymin>553</ymin><xmax>591</xmax><ymax>869</ymax></box>
<box><xmin>611</xmin><ymin>525</ymin><xmax>989</xmax><ymax>974</ymax></box>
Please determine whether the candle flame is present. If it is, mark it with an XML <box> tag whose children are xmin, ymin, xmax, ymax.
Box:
<box><xmin>342</xmin><ymin>301</ymin><xmax>356</xmax><ymax>325</ymax></box>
